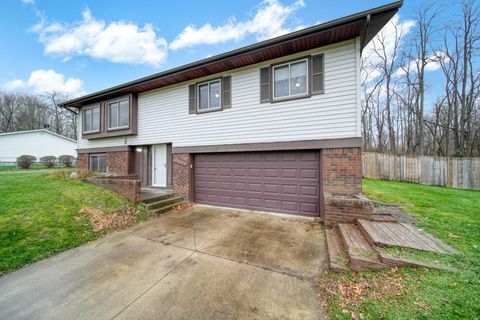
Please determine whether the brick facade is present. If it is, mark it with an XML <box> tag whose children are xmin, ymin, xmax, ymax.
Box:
<box><xmin>172</xmin><ymin>153</ymin><xmax>192</xmax><ymax>201</ymax></box>
<box><xmin>83</xmin><ymin>176</ymin><xmax>141</xmax><ymax>203</ymax></box>
<box><xmin>76</xmin><ymin>150</ymin><xmax>134</xmax><ymax>176</ymax></box>
<box><xmin>322</xmin><ymin>147</ymin><xmax>362</xmax><ymax>196</ymax></box>
<box><xmin>321</xmin><ymin>147</ymin><xmax>372</xmax><ymax>225</ymax></box>
<box><xmin>77</xmin><ymin>153</ymin><xmax>88</xmax><ymax>171</ymax></box>
<box><xmin>106</xmin><ymin>151</ymin><xmax>133</xmax><ymax>176</ymax></box>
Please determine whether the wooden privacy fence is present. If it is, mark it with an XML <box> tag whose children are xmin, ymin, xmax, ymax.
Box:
<box><xmin>362</xmin><ymin>152</ymin><xmax>480</xmax><ymax>190</ymax></box>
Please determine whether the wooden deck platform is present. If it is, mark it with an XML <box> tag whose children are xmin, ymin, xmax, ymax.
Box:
<box><xmin>358</xmin><ymin>219</ymin><xmax>458</xmax><ymax>254</ymax></box>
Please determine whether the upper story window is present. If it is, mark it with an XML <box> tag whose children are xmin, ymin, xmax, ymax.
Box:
<box><xmin>83</xmin><ymin>104</ymin><xmax>100</xmax><ymax>133</ymax></box>
<box><xmin>273</xmin><ymin>59</ymin><xmax>308</xmax><ymax>100</ymax></box>
<box><xmin>260</xmin><ymin>54</ymin><xmax>323</xmax><ymax>104</ymax></box>
<box><xmin>108</xmin><ymin>98</ymin><xmax>129</xmax><ymax>130</ymax></box>
<box><xmin>198</xmin><ymin>79</ymin><xmax>221</xmax><ymax>111</ymax></box>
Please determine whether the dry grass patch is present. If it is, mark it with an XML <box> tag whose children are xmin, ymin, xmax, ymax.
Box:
<box><xmin>78</xmin><ymin>207</ymin><xmax>142</xmax><ymax>233</ymax></box>
<box><xmin>317</xmin><ymin>268</ymin><xmax>411</xmax><ymax>319</ymax></box>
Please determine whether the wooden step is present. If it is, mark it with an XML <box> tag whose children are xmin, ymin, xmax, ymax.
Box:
<box><xmin>145</xmin><ymin>196</ymin><xmax>184</xmax><ymax>210</ymax></box>
<box><xmin>151</xmin><ymin>200</ymin><xmax>187</xmax><ymax>215</ymax></box>
<box><xmin>325</xmin><ymin>228</ymin><xmax>350</xmax><ymax>272</ymax></box>
<box><xmin>338</xmin><ymin>224</ymin><xmax>388</xmax><ymax>271</ymax></box>
<box><xmin>376</xmin><ymin>248</ymin><xmax>456</xmax><ymax>271</ymax></box>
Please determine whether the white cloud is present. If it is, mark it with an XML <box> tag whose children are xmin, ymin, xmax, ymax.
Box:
<box><xmin>2</xmin><ymin>79</ymin><xmax>26</xmax><ymax>91</ymax></box>
<box><xmin>394</xmin><ymin>53</ymin><xmax>447</xmax><ymax>77</ymax></box>
<box><xmin>20</xmin><ymin>0</ymin><xmax>35</xmax><ymax>4</ymax></box>
<box><xmin>169</xmin><ymin>0</ymin><xmax>305</xmax><ymax>50</ymax></box>
<box><xmin>2</xmin><ymin>69</ymin><xmax>84</xmax><ymax>97</ymax></box>
<box><xmin>32</xmin><ymin>9</ymin><xmax>168</xmax><ymax>67</ymax></box>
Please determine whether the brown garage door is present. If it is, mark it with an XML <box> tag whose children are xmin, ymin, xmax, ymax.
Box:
<box><xmin>194</xmin><ymin>151</ymin><xmax>320</xmax><ymax>216</ymax></box>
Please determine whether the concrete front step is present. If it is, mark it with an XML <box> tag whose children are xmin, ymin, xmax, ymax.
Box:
<box><xmin>150</xmin><ymin>200</ymin><xmax>188</xmax><ymax>215</ymax></box>
<box><xmin>141</xmin><ymin>192</ymin><xmax>177</xmax><ymax>204</ymax></box>
<box><xmin>337</xmin><ymin>223</ymin><xmax>388</xmax><ymax>271</ymax></box>
<box><xmin>145</xmin><ymin>196</ymin><xmax>184</xmax><ymax>210</ymax></box>
<box><xmin>325</xmin><ymin>228</ymin><xmax>350</xmax><ymax>272</ymax></box>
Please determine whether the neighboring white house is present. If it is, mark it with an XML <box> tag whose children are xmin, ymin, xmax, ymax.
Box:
<box><xmin>0</xmin><ymin>129</ymin><xmax>77</xmax><ymax>163</ymax></box>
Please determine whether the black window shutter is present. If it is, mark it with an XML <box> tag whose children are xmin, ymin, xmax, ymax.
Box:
<box><xmin>311</xmin><ymin>54</ymin><xmax>324</xmax><ymax>95</ymax></box>
<box><xmin>259</xmin><ymin>67</ymin><xmax>271</xmax><ymax>103</ymax></box>
<box><xmin>188</xmin><ymin>84</ymin><xmax>196</xmax><ymax>114</ymax></box>
<box><xmin>222</xmin><ymin>76</ymin><xmax>231</xmax><ymax>109</ymax></box>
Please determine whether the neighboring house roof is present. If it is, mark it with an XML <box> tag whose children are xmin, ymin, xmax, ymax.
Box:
<box><xmin>0</xmin><ymin>129</ymin><xmax>77</xmax><ymax>143</ymax></box>
<box><xmin>60</xmin><ymin>0</ymin><xmax>403</xmax><ymax>109</ymax></box>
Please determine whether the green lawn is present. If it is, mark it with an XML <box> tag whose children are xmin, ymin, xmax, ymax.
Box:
<box><xmin>0</xmin><ymin>171</ymin><xmax>146</xmax><ymax>274</ymax></box>
<box><xmin>319</xmin><ymin>179</ymin><xmax>480</xmax><ymax>319</ymax></box>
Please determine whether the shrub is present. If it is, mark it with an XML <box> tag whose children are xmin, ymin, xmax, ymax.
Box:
<box><xmin>59</xmin><ymin>155</ymin><xmax>75</xmax><ymax>168</ymax></box>
<box><xmin>16</xmin><ymin>155</ymin><xmax>37</xmax><ymax>169</ymax></box>
<box><xmin>40</xmin><ymin>156</ymin><xmax>56</xmax><ymax>168</ymax></box>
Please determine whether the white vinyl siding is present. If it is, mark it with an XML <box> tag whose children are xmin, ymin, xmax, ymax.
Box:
<box><xmin>78</xmin><ymin>39</ymin><xmax>360</xmax><ymax>149</ymax></box>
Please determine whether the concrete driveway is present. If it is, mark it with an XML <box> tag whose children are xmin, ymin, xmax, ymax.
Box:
<box><xmin>0</xmin><ymin>206</ymin><xmax>328</xmax><ymax>320</ymax></box>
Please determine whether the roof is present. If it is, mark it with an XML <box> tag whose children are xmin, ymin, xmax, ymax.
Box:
<box><xmin>60</xmin><ymin>1</ymin><xmax>403</xmax><ymax>109</ymax></box>
<box><xmin>0</xmin><ymin>129</ymin><xmax>77</xmax><ymax>143</ymax></box>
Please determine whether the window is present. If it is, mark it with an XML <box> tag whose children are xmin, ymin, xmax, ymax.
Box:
<box><xmin>197</xmin><ymin>80</ymin><xmax>221</xmax><ymax>111</ymax></box>
<box><xmin>83</xmin><ymin>105</ymin><xmax>100</xmax><ymax>133</ymax></box>
<box><xmin>108</xmin><ymin>99</ymin><xmax>129</xmax><ymax>130</ymax></box>
<box><xmin>89</xmin><ymin>154</ymin><xmax>106</xmax><ymax>173</ymax></box>
<box><xmin>273</xmin><ymin>59</ymin><xmax>308</xmax><ymax>99</ymax></box>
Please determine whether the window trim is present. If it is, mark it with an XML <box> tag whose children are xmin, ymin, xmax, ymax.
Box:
<box><xmin>107</xmin><ymin>98</ymin><xmax>130</xmax><ymax>131</ymax></box>
<box><xmin>272</xmin><ymin>58</ymin><xmax>309</xmax><ymax>101</ymax></box>
<box><xmin>89</xmin><ymin>153</ymin><xmax>107</xmax><ymax>173</ymax></box>
<box><xmin>82</xmin><ymin>104</ymin><xmax>101</xmax><ymax>134</ymax></box>
<box><xmin>196</xmin><ymin>78</ymin><xmax>222</xmax><ymax>113</ymax></box>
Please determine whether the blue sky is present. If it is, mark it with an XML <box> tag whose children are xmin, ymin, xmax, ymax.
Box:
<box><xmin>0</xmin><ymin>0</ymin><xmax>436</xmax><ymax>98</ymax></box>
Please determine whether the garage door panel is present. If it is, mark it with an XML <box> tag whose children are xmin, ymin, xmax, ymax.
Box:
<box><xmin>300</xmin><ymin>185</ymin><xmax>319</xmax><ymax>196</ymax></box>
<box><xmin>194</xmin><ymin>151</ymin><xmax>320</xmax><ymax>216</ymax></box>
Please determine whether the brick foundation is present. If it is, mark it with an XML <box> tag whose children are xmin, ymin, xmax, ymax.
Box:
<box><xmin>83</xmin><ymin>176</ymin><xmax>141</xmax><ymax>203</ymax></box>
<box><xmin>172</xmin><ymin>153</ymin><xmax>192</xmax><ymax>201</ymax></box>
<box><xmin>323</xmin><ymin>193</ymin><xmax>373</xmax><ymax>226</ymax></box>
<box><xmin>322</xmin><ymin>147</ymin><xmax>362</xmax><ymax>196</ymax></box>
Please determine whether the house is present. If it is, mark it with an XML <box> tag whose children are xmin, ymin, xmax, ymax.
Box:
<box><xmin>60</xmin><ymin>1</ymin><xmax>402</xmax><ymax>223</ymax></box>
<box><xmin>0</xmin><ymin>129</ymin><xmax>77</xmax><ymax>163</ymax></box>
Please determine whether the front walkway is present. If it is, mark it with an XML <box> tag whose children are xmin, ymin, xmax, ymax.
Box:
<box><xmin>0</xmin><ymin>206</ymin><xmax>327</xmax><ymax>320</ymax></box>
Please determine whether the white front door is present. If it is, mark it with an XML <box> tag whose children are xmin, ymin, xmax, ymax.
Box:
<box><xmin>152</xmin><ymin>144</ymin><xmax>167</xmax><ymax>187</ymax></box>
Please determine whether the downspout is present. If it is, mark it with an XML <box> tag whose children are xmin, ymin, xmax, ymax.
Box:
<box><xmin>359</xmin><ymin>14</ymin><xmax>371</xmax><ymax>55</ymax></box>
